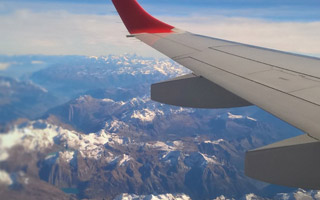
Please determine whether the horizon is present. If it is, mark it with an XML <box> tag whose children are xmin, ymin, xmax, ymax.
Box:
<box><xmin>0</xmin><ymin>0</ymin><xmax>320</xmax><ymax>57</ymax></box>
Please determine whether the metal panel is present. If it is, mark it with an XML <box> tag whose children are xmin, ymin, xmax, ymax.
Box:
<box><xmin>292</xmin><ymin>86</ymin><xmax>320</xmax><ymax>105</ymax></box>
<box><xmin>137</xmin><ymin>33</ymin><xmax>199</xmax><ymax>58</ymax></box>
<box><xmin>157</xmin><ymin>32</ymin><xmax>238</xmax><ymax>51</ymax></box>
<box><xmin>151</xmin><ymin>73</ymin><xmax>252</xmax><ymax>108</ymax></box>
<box><xmin>191</xmin><ymin>49</ymin><xmax>271</xmax><ymax>76</ymax></box>
<box><xmin>175</xmin><ymin>57</ymin><xmax>320</xmax><ymax>139</ymax></box>
<box><xmin>212</xmin><ymin>45</ymin><xmax>320</xmax><ymax>78</ymax></box>
<box><xmin>245</xmin><ymin>134</ymin><xmax>320</xmax><ymax>189</ymax></box>
<box><xmin>247</xmin><ymin>69</ymin><xmax>320</xmax><ymax>93</ymax></box>
<box><xmin>135</xmin><ymin>33</ymin><xmax>162</xmax><ymax>46</ymax></box>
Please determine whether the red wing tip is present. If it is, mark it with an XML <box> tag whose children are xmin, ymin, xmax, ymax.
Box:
<box><xmin>112</xmin><ymin>0</ymin><xmax>175</xmax><ymax>34</ymax></box>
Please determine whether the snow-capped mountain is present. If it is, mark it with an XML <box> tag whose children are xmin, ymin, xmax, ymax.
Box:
<box><xmin>0</xmin><ymin>113</ymin><xmax>298</xmax><ymax>199</ymax></box>
<box><xmin>0</xmin><ymin>114</ymin><xmax>271</xmax><ymax>199</ymax></box>
<box><xmin>0</xmin><ymin>54</ymin><xmax>305</xmax><ymax>199</ymax></box>
<box><xmin>0</xmin><ymin>54</ymin><xmax>189</xmax><ymax>127</ymax></box>
<box><xmin>114</xmin><ymin>193</ymin><xmax>191</xmax><ymax>200</ymax></box>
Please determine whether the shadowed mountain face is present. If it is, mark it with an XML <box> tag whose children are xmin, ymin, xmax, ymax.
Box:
<box><xmin>0</xmin><ymin>55</ymin><xmax>188</xmax><ymax>125</ymax></box>
<box><xmin>0</xmin><ymin>55</ymin><xmax>306</xmax><ymax>200</ymax></box>
<box><xmin>0</xmin><ymin>76</ymin><xmax>57</xmax><ymax>128</ymax></box>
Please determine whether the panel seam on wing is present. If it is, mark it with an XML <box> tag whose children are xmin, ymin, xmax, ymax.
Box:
<box><xmin>209</xmin><ymin>47</ymin><xmax>320</xmax><ymax>81</ymax></box>
<box><xmin>185</xmin><ymin>56</ymin><xmax>320</xmax><ymax>107</ymax></box>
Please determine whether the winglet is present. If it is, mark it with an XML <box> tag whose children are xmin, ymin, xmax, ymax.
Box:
<box><xmin>111</xmin><ymin>0</ymin><xmax>175</xmax><ymax>34</ymax></box>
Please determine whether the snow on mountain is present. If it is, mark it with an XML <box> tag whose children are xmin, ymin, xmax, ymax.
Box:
<box><xmin>0</xmin><ymin>120</ymin><xmax>126</xmax><ymax>162</ymax></box>
<box><xmin>184</xmin><ymin>152</ymin><xmax>222</xmax><ymax>168</ymax></box>
<box><xmin>127</xmin><ymin>97</ymin><xmax>168</xmax><ymax>123</ymax></box>
<box><xmin>199</xmin><ymin>153</ymin><xmax>220</xmax><ymax>165</ymax></box>
<box><xmin>26</xmin><ymin>80</ymin><xmax>48</xmax><ymax>93</ymax></box>
<box><xmin>129</xmin><ymin>97</ymin><xmax>148</xmax><ymax>106</ymax></box>
<box><xmin>203</xmin><ymin>139</ymin><xmax>225</xmax><ymax>145</ymax></box>
<box><xmin>227</xmin><ymin>112</ymin><xmax>257</xmax><ymax>122</ymax></box>
<box><xmin>1</xmin><ymin>54</ymin><xmax>311</xmax><ymax>200</ymax></box>
<box><xmin>214</xmin><ymin>189</ymin><xmax>320</xmax><ymax>200</ymax></box>
<box><xmin>146</xmin><ymin>141</ymin><xmax>184</xmax><ymax>152</ymax></box>
<box><xmin>88</xmin><ymin>56</ymin><xmax>99</xmax><ymax>60</ymax></box>
<box><xmin>131</xmin><ymin>108</ymin><xmax>160</xmax><ymax>122</ymax></box>
<box><xmin>105</xmin><ymin>119</ymin><xmax>130</xmax><ymax>133</ymax></box>
<box><xmin>59</xmin><ymin>151</ymin><xmax>75</xmax><ymax>163</ymax></box>
<box><xmin>118</xmin><ymin>154</ymin><xmax>132</xmax><ymax>166</ymax></box>
<box><xmin>114</xmin><ymin>193</ymin><xmax>191</xmax><ymax>200</ymax></box>
<box><xmin>55</xmin><ymin>129</ymin><xmax>125</xmax><ymax>160</ymax></box>
<box><xmin>246</xmin><ymin>117</ymin><xmax>257</xmax><ymax>122</ymax></box>
<box><xmin>104</xmin><ymin>154</ymin><xmax>133</xmax><ymax>167</ymax></box>
<box><xmin>243</xmin><ymin>193</ymin><xmax>265</xmax><ymax>200</ymax></box>
<box><xmin>0</xmin><ymin>122</ymin><xmax>58</xmax><ymax>160</ymax></box>
<box><xmin>86</xmin><ymin>54</ymin><xmax>189</xmax><ymax>78</ymax></box>
<box><xmin>125</xmin><ymin>97</ymin><xmax>193</xmax><ymax>123</ymax></box>
<box><xmin>213</xmin><ymin>193</ymin><xmax>264</xmax><ymax>200</ymax></box>
<box><xmin>169</xmin><ymin>107</ymin><xmax>194</xmax><ymax>114</ymax></box>
<box><xmin>213</xmin><ymin>195</ymin><xmax>233</xmax><ymax>200</ymax></box>
<box><xmin>0</xmin><ymin>151</ymin><xmax>8</xmax><ymax>162</ymax></box>
<box><xmin>161</xmin><ymin>151</ymin><xmax>182</xmax><ymax>165</ymax></box>
<box><xmin>274</xmin><ymin>189</ymin><xmax>320</xmax><ymax>200</ymax></box>
<box><xmin>228</xmin><ymin>112</ymin><xmax>244</xmax><ymax>119</ymax></box>
<box><xmin>101</xmin><ymin>98</ymin><xmax>116</xmax><ymax>103</ymax></box>
<box><xmin>0</xmin><ymin>170</ymin><xmax>13</xmax><ymax>186</ymax></box>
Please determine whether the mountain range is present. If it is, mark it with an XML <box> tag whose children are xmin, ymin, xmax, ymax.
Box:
<box><xmin>0</xmin><ymin>54</ymin><xmax>311</xmax><ymax>199</ymax></box>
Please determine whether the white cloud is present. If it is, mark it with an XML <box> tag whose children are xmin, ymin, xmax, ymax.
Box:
<box><xmin>31</xmin><ymin>60</ymin><xmax>44</xmax><ymax>64</ymax></box>
<box><xmin>0</xmin><ymin>9</ymin><xmax>320</xmax><ymax>58</ymax></box>
<box><xmin>0</xmin><ymin>63</ymin><xmax>10</xmax><ymax>70</ymax></box>
<box><xmin>166</xmin><ymin>15</ymin><xmax>320</xmax><ymax>57</ymax></box>
<box><xmin>0</xmin><ymin>9</ymin><xmax>158</xmax><ymax>56</ymax></box>
<box><xmin>0</xmin><ymin>170</ymin><xmax>13</xmax><ymax>186</ymax></box>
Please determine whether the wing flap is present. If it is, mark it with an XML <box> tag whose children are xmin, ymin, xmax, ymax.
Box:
<box><xmin>151</xmin><ymin>74</ymin><xmax>252</xmax><ymax>108</ymax></box>
<box><xmin>245</xmin><ymin>134</ymin><xmax>320</xmax><ymax>189</ymax></box>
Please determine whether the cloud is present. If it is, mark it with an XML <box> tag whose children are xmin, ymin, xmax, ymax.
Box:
<box><xmin>167</xmin><ymin>16</ymin><xmax>320</xmax><ymax>57</ymax></box>
<box><xmin>31</xmin><ymin>60</ymin><xmax>45</xmax><ymax>64</ymax></box>
<box><xmin>0</xmin><ymin>9</ymin><xmax>320</xmax><ymax>58</ymax></box>
<box><xmin>0</xmin><ymin>9</ymin><xmax>156</xmax><ymax>56</ymax></box>
<box><xmin>0</xmin><ymin>63</ymin><xmax>10</xmax><ymax>70</ymax></box>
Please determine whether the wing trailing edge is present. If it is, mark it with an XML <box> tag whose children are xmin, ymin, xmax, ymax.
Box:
<box><xmin>111</xmin><ymin>0</ymin><xmax>174</xmax><ymax>34</ymax></box>
<box><xmin>245</xmin><ymin>134</ymin><xmax>320</xmax><ymax>189</ymax></box>
<box><xmin>151</xmin><ymin>74</ymin><xmax>252</xmax><ymax>108</ymax></box>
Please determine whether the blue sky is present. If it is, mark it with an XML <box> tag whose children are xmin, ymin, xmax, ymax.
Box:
<box><xmin>3</xmin><ymin>0</ymin><xmax>320</xmax><ymax>21</ymax></box>
<box><xmin>0</xmin><ymin>0</ymin><xmax>320</xmax><ymax>57</ymax></box>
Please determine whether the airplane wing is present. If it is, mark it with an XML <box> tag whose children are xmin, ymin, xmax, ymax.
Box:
<box><xmin>111</xmin><ymin>0</ymin><xmax>320</xmax><ymax>189</ymax></box>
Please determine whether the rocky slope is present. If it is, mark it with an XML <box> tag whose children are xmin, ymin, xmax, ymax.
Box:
<box><xmin>0</xmin><ymin>113</ymin><xmax>298</xmax><ymax>200</ymax></box>
<box><xmin>0</xmin><ymin>54</ymin><xmax>309</xmax><ymax>199</ymax></box>
<box><xmin>0</xmin><ymin>76</ymin><xmax>57</xmax><ymax>128</ymax></box>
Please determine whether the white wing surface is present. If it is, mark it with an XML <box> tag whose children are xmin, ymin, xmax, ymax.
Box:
<box><xmin>111</xmin><ymin>0</ymin><xmax>320</xmax><ymax>189</ymax></box>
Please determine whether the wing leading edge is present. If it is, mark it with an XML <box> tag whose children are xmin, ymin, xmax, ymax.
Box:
<box><xmin>111</xmin><ymin>0</ymin><xmax>320</xmax><ymax>189</ymax></box>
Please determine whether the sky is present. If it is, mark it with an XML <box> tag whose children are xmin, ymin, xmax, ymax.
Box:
<box><xmin>0</xmin><ymin>0</ymin><xmax>320</xmax><ymax>57</ymax></box>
